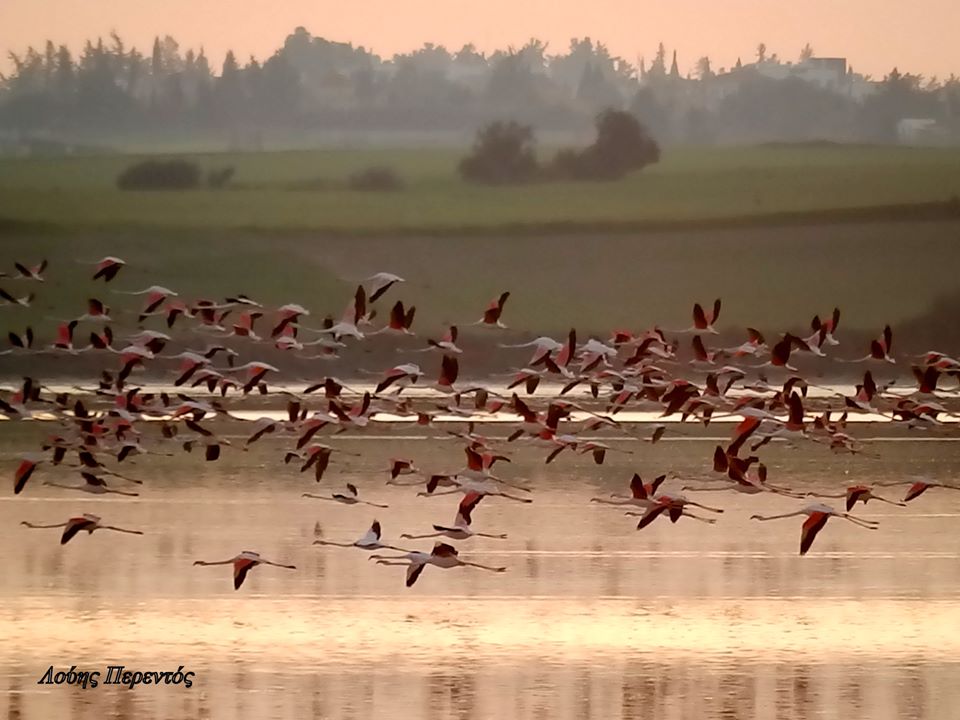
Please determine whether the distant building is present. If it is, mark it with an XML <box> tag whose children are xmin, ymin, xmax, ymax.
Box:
<box><xmin>692</xmin><ymin>55</ymin><xmax>878</xmax><ymax>110</ymax></box>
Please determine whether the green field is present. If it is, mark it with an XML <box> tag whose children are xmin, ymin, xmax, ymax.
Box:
<box><xmin>1</xmin><ymin>145</ymin><xmax>959</xmax><ymax>233</ymax></box>
<box><xmin>1</xmin><ymin>144</ymin><xmax>959</xmax><ymax>349</ymax></box>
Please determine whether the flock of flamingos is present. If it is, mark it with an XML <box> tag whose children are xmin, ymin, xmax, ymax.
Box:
<box><xmin>2</xmin><ymin>256</ymin><xmax>959</xmax><ymax>589</ymax></box>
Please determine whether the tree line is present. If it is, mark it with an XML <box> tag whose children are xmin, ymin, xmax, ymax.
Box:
<box><xmin>2</xmin><ymin>28</ymin><xmax>958</xmax><ymax>148</ymax></box>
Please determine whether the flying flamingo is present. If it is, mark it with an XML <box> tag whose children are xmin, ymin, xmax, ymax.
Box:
<box><xmin>805</xmin><ymin>484</ymin><xmax>907</xmax><ymax>511</ymax></box>
<box><xmin>590</xmin><ymin>473</ymin><xmax>667</xmax><ymax>508</ymax></box>
<box><xmin>90</xmin><ymin>256</ymin><xmax>126</xmax><ymax>282</ymax></box>
<box><xmin>370</xmin><ymin>541</ymin><xmax>506</xmax><ymax>587</ymax></box>
<box><xmin>375</xmin><ymin>363</ymin><xmax>423</xmax><ymax>393</ymax></box>
<box><xmin>0</xmin><ymin>287</ymin><xmax>35</xmax><ymax>307</ymax></box>
<box><xmin>474</xmin><ymin>292</ymin><xmax>510</xmax><ymax>328</ymax></box>
<box><xmin>875</xmin><ymin>480</ymin><xmax>960</xmax><ymax>503</ymax></box>
<box><xmin>371</xmin><ymin>301</ymin><xmax>415</xmax><ymax>336</ymax></box>
<box><xmin>43</xmin><ymin>472</ymin><xmax>139</xmax><ymax>497</ymax></box>
<box><xmin>365</xmin><ymin>272</ymin><xmax>405</xmax><ymax>303</ymax></box>
<box><xmin>302</xmin><ymin>483</ymin><xmax>389</xmax><ymax>508</ymax></box>
<box><xmin>627</xmin><ymin>494</ymin><xmax>724</xmax><ymax>529</ymax></box>
<box><xmin>401</xmin><ymin>492</ymin><xmax>508</xmax><ymax>541</ymax></box>
<box><xmin>750</xmin><ymin>502</ymin><xmax>879</xmax><ymax>555</ymax></box>
<box><xmin>193</xmin><ymin>551</ymin><xmax>296</xmax><ymax>590</ymax></box>
<box><xmin>114</xmin><ymin>286</ymin><xmax>178</xmax><ymax>321</ymax></box>
<box><xmin>419</xmin><ymin>325</ymin><xmax>462</xmax><ymax>354</ymax></box>
<box><xmin>313</xmin><ymin>520</ymin><xmax>408</xmax><ymax>551</ymax></box>
<box><xmin>21</xmin><ymin>513</ymin><xmax>143</xmax><ymax>545</ymax></box>
<box><xmin>13</xmin><ymin>453</ymin><xmax>45</xmax><ymax>494</ymax></box>
<box><xmin>845</xmin><ymin>325</ymin><xmax>895</xmax><ymax>364</ymax></box>
<box><xmin>674</xmin><ymin>299</ymin><xmax>722</xmax><ymax>334</ymax></box>
<box><xmin>13</xmin><ymin>259</ymin><xmax>47</xmax><ymax>281</ymax></box>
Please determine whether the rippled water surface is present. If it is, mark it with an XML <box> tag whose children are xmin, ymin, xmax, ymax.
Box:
<box><xmin>2</xmin><ymin>429</ymin><xmax>959</xmax><ymax>720</ymax></box>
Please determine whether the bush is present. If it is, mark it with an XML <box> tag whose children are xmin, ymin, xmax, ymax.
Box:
<box><xmin>459</xmin><ymin>121</ymin><xmax>540</xmax><ymax>185</ymax></box>
<box><xmin>347</xmin><ymin>166</ymin><xmax>404</xmax><ymax>192</ymax></box>
<box><xmin>117</xmin><ymin>159</ymin><xmax>201</xmax><ymax>191</ymax></box>
<box><xmin>550</xmin><ymin>109</ymin><xmax>660</xmax><ymax>181</ymax></box>
<box><xmin>207</xmin><ymin>166</ymin><xmax>236</xmax><ymax>189</ymax></box>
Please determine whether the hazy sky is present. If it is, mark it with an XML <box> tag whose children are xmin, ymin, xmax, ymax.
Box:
<box><xmin>2</xmin><ymin>0</ymin><xmax>958</xmax><ymax>79</ymax></box>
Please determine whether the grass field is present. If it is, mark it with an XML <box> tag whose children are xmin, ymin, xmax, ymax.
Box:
<box><xmin>0</xmin><ymin>145</ymin><xmax>959</xmax><ymax>233</ymax></box>
<box><xmin>2</xmin><ymin>222</ymin><xmax>959</xmax><ymax>344</ymax></box>
<box><xmin>1</xmin><ymin>144</ymin><xmax>959</xmax><ymax>352</ymax></box>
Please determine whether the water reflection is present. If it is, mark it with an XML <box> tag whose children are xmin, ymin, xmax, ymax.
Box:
<box><xmin>2</xmin><ymin>438</ymin><xmax>960</xmax><ymax>719</ymax></box>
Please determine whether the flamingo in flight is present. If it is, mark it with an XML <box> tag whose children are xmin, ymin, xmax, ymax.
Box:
<box><xmin>370</xmin><ymin>541</ymin><xmax>506</xmax><ymax>588</ymax></box>
<box><xmin>13</xmin><ymin>259</ymin><xmax>47</xmax><ymax>281</ymax></box>
<box><xmin>313</xmin><ymin>520</ymin><xmax>408</xmax><ymax>551</ymax></box>
<box><xmin>806</xmin><ymin>484</ymin><xmax>906</xmax><ymax>511</ymax></box>
<box><xmin>302</xmin><ymin>483</ymin><xmax>389</xmax><ymax>508</ymax></box>
<box><xmin>13</xmin><ymin>453</ymin><xmax>45</xmax><ymax>494</ymax></box>
<box><xmin>401</xmin><ymin>492</ymin><xmax>508</xmax><ymax>541</ymax></box>
<box><xmin>43</xmin><ymin>471</ymin><xmax>140</xmax><ymax>497</ymax></box>
<box><xmin>750</xmin><ymin>502</ymin><xmax>879</xmax><ymax>555</ymax></box>
<box><xmin>21</xmin><ymin>513</ymin><xmax>143</xmax><ymax>545</ymax></box>
<box><xmin>0</xmin><ymin>287</ymin><xmax>34</xmax><ymax>307</ymax></box>
<box><xmin>627</xmin><ymin>494</ymin><xmax>724</xmax><ymax>529</ymax></box>
<box><xmin>365</xmin><ymin>272</ymin><xmax>404</xmax><ymax>303</ymax></box>
<box><xmin>875</xmin><ymin>480</ymin><xmax>960</xmax><ymax>503</ymax></box>
<box><xmin>420</xmin><ymin>325</ymin><xmax>462</xmax><ymax>354</ymax></box>
<box><xmin>193</xmin><ymin>551</ymin><xmax>296</xmax><ymax>590</ymax></box>
<box><xmin>474</xmin><ymin>292</ymin><xmax>510</xmax><ymax>328</ymax></box>
<box><xmin>90</xmin><ymin>256</ymin><xmax>126</xmax><ymax>282</ymax></box>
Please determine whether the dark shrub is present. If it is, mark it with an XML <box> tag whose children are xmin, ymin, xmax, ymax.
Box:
<box><xmin>459</xmin><ymin>121</ymin><xmax>540</xmax><ymax>185</ymax></box>
<box><xmin>117</xmin><ymin>159</ymin><xmax>201</xmax><ymax>190</ymax></box>
<box><xmin>347</xmin><ymin>166</ymin><xmax>405</xmax><ymax>192</ymax></box>
<box><xmin>207</xmin><ymin>166</ymin><xmax>236</xmax><ymax>189</ymax></box>
<box><xmin>551</xmin><ymin>109</ymin><xmax>660</xmax><ymax>181</ymax></box>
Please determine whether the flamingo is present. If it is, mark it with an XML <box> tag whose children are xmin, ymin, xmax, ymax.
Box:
<box><xmin>750</xmin><ymin>503</ymin><xmax>879</xmax><ymax>555</ymax></box>
<box><xmin>13</xmin><ymin>453</ymin><xmax>45</xmax><ymax>494</ymax></box>
<box><xmin>13</xmin><ymin>259</ymin><xmax>47</xmax><ymax>281</ymax></box>
<box><xmin>193</xmin><ymin>551</ymin><xmax>296</xmax><ymax>590</ymax></box>
<box><xmin>806</xmin><ymin>484</ymin><xmax>906</xmax><ymax>511</ymax></box>
<box><xmin>674</xmin><ymin>299</ymin><xmax>721</xmax><ymax>334</ymax></box>
<box><xmin>846</xmin><ymin>325</ymin><xmax>895</xmax><ymax>364</ymax></box>
<box><xmin>875</xmin><ymin>480</ymin><xmax>960</xmax><ymax>503</ymax></box>
<box><xmin>474</xmin><ymin>292</ymin><xmax>510</xmax><ymax>328</ymax></box>
<box><xmin>370</xmin><ymin>541</ymin><xmax>506</xmax><ymax>587</ymax></box>
<box><xmin>388</xmin><ymin>458</ymin><xmax>419</xmax><ymax>480</ymax></box>
<box><xmin>365</xmin><ymin>272</ymin><xmax>405</xmax><ymax>303</ymax></box>
<box><xmin>5</xmin><ymin>326</ymin><xmax>35</xmax><ymax>352</ymax></box>
<box><xmin>627</xmin><ymin>494</ymin><xmax>724</xmax><ymax>529</ymax></box>
<box><xmin>590</xmin><ymin>473</ymin><xmax>666</xmax><ymax>508</ymax></box>
<box><xmin>0</xmin><ymin>287</ymin><xmax>35</xmax><ymax>307</ymax></box>
<box><xmin>114</xmin><ymin>286</ymin><xmax>178</xmax><ymax>320</ymax></box>
<box><xmin>21</xmin><ymin>513</ymin><xmax>143</xmax><ymax>545</ymax></box>
<box><xmin>43</xmin><ymin>472</ymin><xmax>139</xmax><ymax>497</ymax></box>
<box><xmin>313</xmin><ymin>520</ymin><xmax>409</xmax><ymax>551</ymax></box>
<box><xmin>420</xmin><ymin>325</ymin><xmax>462</xmax><ymax>354</ymax></box>
<box><xmin>376</xmin><ymin>363</ymin><xmax>423</xmax><ymax>393</ymax></box>
<box><xmin>401</xmin><ymin>492</ymin><xmax>508</xmax><ymax>541</ymax></box>
<box><xmin>90</xmin><ymin>256</ymin><xmax>126</xmax><ymax>282</ymax></box>
<box><xmin>302</xmin><ymin>483</ymin><xmax>389</xmax><ymax>508</ymax></box>
<box><xmin>372</xmin><ymin>300</ymin><xmax>415</xmax><ymax>336</ymax></box>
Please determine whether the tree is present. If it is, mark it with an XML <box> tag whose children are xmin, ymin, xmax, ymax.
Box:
<box><xmin>696</xmin><ymin>56</ymin><xmax>713</xmax><ymax>79</ymax></box>
<box><xmin>552</xmin><ymin>109</ymin><xmax>660</xmax><ymax>180</ymax></box>
<box><xmin>756</xmin><ymin>43</ymin><xmax>767</xmax><ymax>63</ymax></box>
<box><xmin>459</xmin><ymin>121</ymin><xmax>539</xmax><ymax>184</ymax></box>
<box><xmin>649</xmin><ymin>43</ymin><xmax>667</xmax><ymax>76</ymax></box>
<box><xmin>800</xmin><ymin>43</ymin><xmax>815</xmax><ymax>62</ymax></box>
